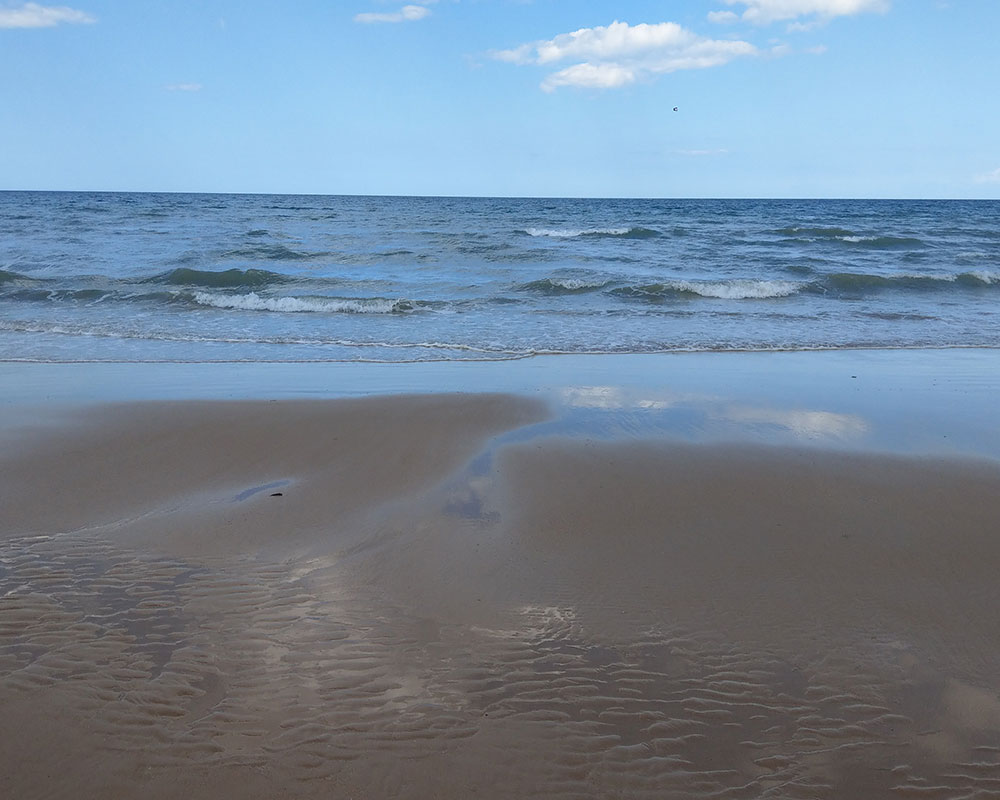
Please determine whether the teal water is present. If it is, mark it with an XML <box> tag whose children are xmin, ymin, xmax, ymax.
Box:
<box><xmin>1</xmin><ymin>192</ymin><xmax>998</xmax><ymax>362</ymax></box>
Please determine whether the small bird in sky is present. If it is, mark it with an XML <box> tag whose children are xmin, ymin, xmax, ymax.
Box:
<box><xmin>673</xmin><ymin>107</ymin><xmax>678</xmax><ymax>112</ymax></box>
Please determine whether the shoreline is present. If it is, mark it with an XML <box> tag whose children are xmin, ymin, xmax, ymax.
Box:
<box><xmin>4</xmin><ymin>354</ymin><xmax>1000</xmax><ymax>797</ymax></box>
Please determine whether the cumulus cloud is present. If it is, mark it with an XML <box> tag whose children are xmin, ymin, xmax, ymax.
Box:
<box><xmin>974</xmin><ymin>167</ymin><xmax>1000</xmax><ymax>184</ymax></box>
<box><xmin>354</xmin><ymin>4</ymin><xmax>430</xmax><ymax>24</ymax></box>
<box><xmin>493</xmin><ymin>20</ymin><xmax>757</xmax><ymax>92</ymax></box>
<box><xmin>0</xmin><ymin>2</ymin><xmax>94</xmax><ymax>28</ymax></box>
<box><xmin>721</xmin><ymin>0</ymin><xmax>889</xmax><ymax>25</ymax></box>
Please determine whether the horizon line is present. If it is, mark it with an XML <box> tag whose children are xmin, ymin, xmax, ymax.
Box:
<box><xmin>1</xmin><ymin>189</ymin><xmax>996</xmax><ymax>202</ymax></box>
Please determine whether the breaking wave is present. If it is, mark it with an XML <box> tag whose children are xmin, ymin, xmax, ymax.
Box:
<box><xmin>837</xmin><ymin>235</ymin><xmax>927</xmax><ymax>249</ymax></box>
<box><xmin>609</xmin><ymin>272</ymin><xmax>1000</xmax><ymax>301</ymax></box>
<box><xmin>518</xmin><ymin>277</ymin><xmax>613</xmax><ymax>295</ymax></box>
<box><xmin>612</xmin><ymin>280</ymin><xmax>803</xmax><ymax>301</ymax></box>
<box><xmin>966</xmin><ymin>269</ymin><xmax>1000</xmax><ymax>284</ymax></box>
<box><xmin>191</xmin><ymin>292</ymin><xmax>414</xmax><ymax>314</ymax></box>
<box><xmin>523</xmin><ymin>227</ymin><xmax>660</xmax><ymax>240</ymax></box>
<box><xmin>776</xmin><ymin>226</ymin><xmax>927</xmax><ymax>249</ymax></box>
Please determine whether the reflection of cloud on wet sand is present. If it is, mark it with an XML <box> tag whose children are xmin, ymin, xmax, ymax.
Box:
<box><xmin>559</xmin><ymin>385</ymin><xmax>689</xmax><ymax>410</ymax></box>
<box><xmin>724</xmin><ymin>405</ymin><xmax>868</xmax><ymax>439</ymax></box>
<box><xmin>559</xmin><ymin>385</ymin><xmax>868</xmax><ymax>441</ymax></box>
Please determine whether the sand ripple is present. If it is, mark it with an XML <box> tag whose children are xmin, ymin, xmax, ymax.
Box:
<box><xmin>3</xmin><ymin>527</ymin><xmax>1000</xmax><ymax>798</ymax></box>
<box><xmin>3</xmin><ymin>398</ymin><xmax>1000</xmax><ymax>798</ymax></box>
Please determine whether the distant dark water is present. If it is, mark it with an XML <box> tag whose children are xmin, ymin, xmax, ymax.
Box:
<box><xmin>1</xmin><ymin>192</ymin><xmax>998</xmax><ymax>362</ymax></box>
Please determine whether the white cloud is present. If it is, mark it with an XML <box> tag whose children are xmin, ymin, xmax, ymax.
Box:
<box><xmin>493</xmin><ymin>20</ymin><xmax>757</xmax><ymax>92</ymax></box>
<box><xmin>974</xmin><ymin>167</ymin><xmax>1000</xmax><ymax>184</ymax></box>
<box><xmin>165</xmin><ymin>83</ymin><xmax>203</xmax><ymax>92</ymax></box>
<box><xmin>542</xmin><ymin>62</ymin><xmax>637</xmax><ymax>91</ymax></box>
<box><xmin>721</xmin><ymin>0</ymin><xmax>889</xmax><ymax>25</ymax></box>
<box><xmin>0</xmin><ymin>2</ymin><xmax>94</xmax><ymax>28</ymax></box>
<box><xmin>707</xmin><ymin>10</ymin><xmax>740</xmax><ymax>24</ymax></box>
<box><xmin>354</xmin><ymin>4</ymin><xmax>430</xmax><ymax>24</ymax></box>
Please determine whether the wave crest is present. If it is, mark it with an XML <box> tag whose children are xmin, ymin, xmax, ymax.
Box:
<box><xmin>524</xmin><ymin>227</ymin><xmax>659</xmax><ymax>240</ymax></box>
<box><xmin>777</xmin><ymin>226</ymin><xmax>855</xmax><ymax>238</ymax></box>
<box><xmin>817</xmin><ymin>272</ymin><xmax>1000</xmax><ymax>292</ymax></box>
<box><xmin>221</xmin><ymin>244</ymin><xmax>320</xmax><ymax>260</ymax></box>
<box><xmin>613</xmin><ymin>280</ymin><xmax>802</xmax><ymax>301</ymax></box>
<box><xmin>838</xmin><ymin>235</ymin><xmax>927</xmax><ymax>249</ymax></box>
<box><xmin>150</xmin><ymin>268</ymin><xmax>288</xmax><ymax>288</ymax></box>
<box><xmin>777</xmin><ymin>227</ymin><xmax>927</xmax><ymax>249</ymax></box>
<box><xmin>0</xmin><ymin>269</ymin><xmax>32</xmax><ymax>284</ymax></box>
<box><xmin>519</xmin><ymin>277</ymin><xmax>612</xmax><ymax>295</ymax></box>
<box><xmin>191</xmin><ymin>292</ymin><xmax>413</xmax><ymax>314</ymax></box>
<box><xmin>960</xmin><ymin>270</ymin><xmax>1000</xmax><ymax>285</ymax></box>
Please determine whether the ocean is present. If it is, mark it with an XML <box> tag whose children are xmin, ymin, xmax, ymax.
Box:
<box><xmin>1</xmin><ymin>192</ymin><xmax>998</xmax><ymax>363</ymax></box>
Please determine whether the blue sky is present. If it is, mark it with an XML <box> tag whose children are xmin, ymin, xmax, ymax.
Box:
<box><xmin>1</xmin><ymin>0</ymin><xmax>997</xmax><ymax>198</ymax></box>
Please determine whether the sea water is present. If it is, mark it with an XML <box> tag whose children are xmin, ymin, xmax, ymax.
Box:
<box><xmin>1</xmin><ymin>192</ymin><xmax>998</xmax><ymax>362</ymax></box>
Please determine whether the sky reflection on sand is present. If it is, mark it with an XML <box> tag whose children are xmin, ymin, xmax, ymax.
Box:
<box><xmin>557</xmin><ymin>384</ymin><xmax>869</xmax><ymax>443</ymax></box>
<box><xmin>2</xmin><ymin>348</ymin><xmax>998</xmax><ymax>460</ymax></box>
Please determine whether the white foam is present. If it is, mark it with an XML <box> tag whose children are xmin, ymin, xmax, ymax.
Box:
<box><xmin>525</xmin><ymin>227</ymin><xmax>631</xmax><ymax>238</ymax></box>
<box><xmin>192</xmin><ymin>292</ymin><xmax>406</xmax><ymax>314</ymax></box>
<box><xmin>0</xmin><ymin>319</ymin><xmax>524</xmax><ymax>354</ymax></box>
<box><xmin>970</xmin><ymin>270</ymin><xmax>1000</xmax><ymax>284</ymax></box>
<box><xmin>670</xmin><ymin>280</ymin><xmax>802</xmax><ymax>299</ymax></box>
<box><xmin>548</xmin><ymin>277</ymin><xmax>607</xmax><ymax>290</ymax></box>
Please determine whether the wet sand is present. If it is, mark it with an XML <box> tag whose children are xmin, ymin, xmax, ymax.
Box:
<box><xmin>3</xmin><ymin>391</ymin><xmax>1000</xmax><ymax>798</ymax></box>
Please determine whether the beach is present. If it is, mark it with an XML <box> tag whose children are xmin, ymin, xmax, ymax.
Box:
<box><xmin>3</xmin><ymin>352</ymin><xmax>1000</xmax><ymax>798</ymax></box>
<box><xmin>5</xmin><ymin>0</ymin><xmax>1000</xmax><ymax>793</ymax></box>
